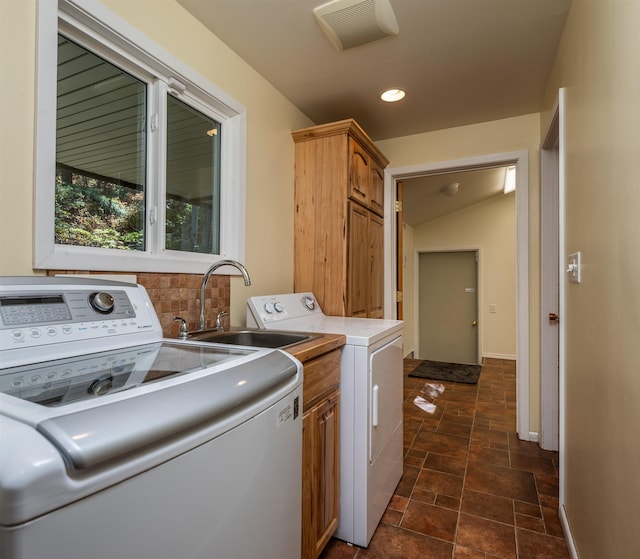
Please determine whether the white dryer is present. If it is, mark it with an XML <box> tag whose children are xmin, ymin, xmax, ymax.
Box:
<box><xmin>247</xmin><ymin>292</ymin><xmax>403</xmax><ymax>547</ymax></box>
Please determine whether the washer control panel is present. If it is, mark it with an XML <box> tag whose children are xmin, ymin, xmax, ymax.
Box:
<box><xmin>1</xmin><ymin>290</ymin><xmax>134</xmax><ymax>325</ymax></box>
<box><xmin>0</xmin><ymin>279</ymin><xmax>159</xmax><ymax>352</ymax></box>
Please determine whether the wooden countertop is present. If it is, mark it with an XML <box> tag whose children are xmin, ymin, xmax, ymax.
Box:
<box><xmin>284</xmin><ymin>333</ymin><xmax>345</xmax><ymax>363</ymax></box>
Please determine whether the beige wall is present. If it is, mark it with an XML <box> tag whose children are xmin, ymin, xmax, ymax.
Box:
<box><xmin>408</xmin><ymin>193</ymin><xmax>516</xmax><ymax>360</ymax></box>
<box><xmin>0</xmin><ymin>0</ymin><xmax>38</xmax><ymax>276</ymax></box>
<box><xmin>540</xmin><ymin>1</ymin><xmax>640</xmax><ymax>557</ymax></box>
<box><xmin>378</xmin><ymin>114</ymin><xmax>542</xmax><ymax>432</ymax></box>
<box><xmin>0</xmin><ymin>0</ymin><xmax>313</xmax><ymax>325</ymax></box>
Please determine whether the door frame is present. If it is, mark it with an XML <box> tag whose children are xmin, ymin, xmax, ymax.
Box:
<box><xmin>540</xmin><ymin>91</ymin><xmax>566</xmax><ymax>459</ymax></box>
<box><xmin>396</xmin><ymin>181</ymin><xmax>404</xmax><ymax>319</ymax></box>
<box><xmin>540</xmin><ymin>91</ymin><xmax>564</xmax><ymax>452</ymax></box>
<box><xmin>416</xmin><ymin>248</ymin><xmax>481</xmax><ymax>365</ymax></box>
<box><xmin>384</xmin><ymin>150</ymin><xmax>532</xmax><ymax>440</ymax></box>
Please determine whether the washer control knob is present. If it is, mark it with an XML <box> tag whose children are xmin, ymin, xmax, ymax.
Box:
<box><xmin>264</xmin><ymin>302</ymin><xmax>274</xmax><ymax>314</ymax></box>
<box><xmin>274</xmin><ymin>302</ymin><xmax>284</xmax><ymax>313</ymax></box>
<box><xmin>88</xmin><ymin>375</ymin><xmax>113</xmax><ymax>396</ymax></box>
<box><xmin>302</xmin><ymin>296</ymin><xmax>316</xmax><ymax>311</ymax></box>
<box><xmin>89</xmin><ymin>292</ymin><xmax>115</xmax><ymax>314</ymax></box>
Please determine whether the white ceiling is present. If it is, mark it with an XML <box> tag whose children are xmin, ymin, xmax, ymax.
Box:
<box><xmin>175</xmin><ymin>0</ymin><xmax>570</xmax><ymax>221</ymax></box>
<box><xmin>176</xmin><ymin>0</ymin><xmax>571</xmax><ymax>141</ymax></box>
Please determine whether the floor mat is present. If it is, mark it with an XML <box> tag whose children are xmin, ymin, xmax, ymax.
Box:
<box><xmin>408</xmin><ymin>359</ymin><xmax>482</xmax><ymax>384</ymax></box>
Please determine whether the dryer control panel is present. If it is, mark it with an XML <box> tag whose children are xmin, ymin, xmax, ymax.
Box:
<box><xmin>246</xmin><ymin>292</ymin><xmax>323</xmax><ymax>326</ymax></box>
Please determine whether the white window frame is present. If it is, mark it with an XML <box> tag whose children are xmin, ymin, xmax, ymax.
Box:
<box><xmin>34</xmin><ymin>0</ymin><xmax>247</xmax><ymax>273</ymax></box>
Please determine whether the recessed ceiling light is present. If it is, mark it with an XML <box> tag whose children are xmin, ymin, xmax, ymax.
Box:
<box><xmin>381</xmin><ymin>88</ymin><xmax>405</xmax><ymax>102</ymax></box>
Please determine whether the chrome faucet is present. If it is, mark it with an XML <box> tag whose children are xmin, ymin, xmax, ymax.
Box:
<box><xmin>199</xmin><ymin>259</ymin><xmax>251</xmax><ymax>330</ymax></box>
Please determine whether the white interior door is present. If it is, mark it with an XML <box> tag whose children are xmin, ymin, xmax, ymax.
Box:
<box><xmin>540</xmin><ymin>143</ymin><xmax>559</xmax><ymax>451</ymax></box>
<box><xmin>418</xmin><ymin>251</ymin><xmax>479</xmax><ymax>364</ymax></box>
<box><xmin>540</xmin><ymin>92</ymin><xmax>564</xmax><ymax>451</ymax></box>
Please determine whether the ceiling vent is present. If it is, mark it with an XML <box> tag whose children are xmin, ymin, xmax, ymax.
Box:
<box><xmin>313</xmin><ymin>0</ymin><xmax>399</xmax><ymax>51</ymax></box>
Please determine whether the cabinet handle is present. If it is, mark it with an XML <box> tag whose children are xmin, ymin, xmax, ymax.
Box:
<box><xmin>372</xmin><ymin>384</ymin><xmax>379</xmax><ymax>427</ymax></box>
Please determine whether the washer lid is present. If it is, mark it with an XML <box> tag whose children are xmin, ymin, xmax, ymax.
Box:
<box><xmin>0</xmin><ymin>344</ymin><xmax>297</xmax><ymax>470</ymax></box>
<box><xmin>37</xmin><ymin>351</ymin><xmax>298</xmax><ymax>470</ymax></box>
<box><xmin>0</xmin><ymin>341</ymin><xmax>245</xmax><ymax>408</ymax></box>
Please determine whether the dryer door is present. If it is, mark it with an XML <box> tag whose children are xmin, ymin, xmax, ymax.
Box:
<box><xmin>369</xmin><ymin>335</ymin><xmax>403</xmax><ymax>463</ymax></box>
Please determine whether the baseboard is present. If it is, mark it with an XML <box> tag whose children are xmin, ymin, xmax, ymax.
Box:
<box><xmin>559</xmin><ymin>505</ymin><xmax>579</xmax><ymax>558</ymax></box>
<box><xmin>482</xmin><ymin>353</ymin><xmax>517</xmax><ymax>360</ymax></box>
<box><xmin>515</xmin><ymin>431</ymin><xmax>539</xmax><ymax>442</ymax></box>
<box><xmin>405</xmin><ymin>352</ymin><xmax>516</xmax><ymax>361</ymax></box>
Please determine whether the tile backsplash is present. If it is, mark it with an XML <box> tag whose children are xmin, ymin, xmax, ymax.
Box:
<box><xmin>48</xmin><ymin>270</ymin><xmax>230</xmax><ymax>338</ymax></box>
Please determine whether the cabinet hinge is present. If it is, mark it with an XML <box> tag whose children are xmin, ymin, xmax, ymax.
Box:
<box><xmin>395</xmin><ymin>201</ymin><xmax>402</xmax><ymax>212</ymax></box>
<box><xmin>396</xmin><ymin>290</ymin><xmax>403</xmax><ymax>302</ymax></box>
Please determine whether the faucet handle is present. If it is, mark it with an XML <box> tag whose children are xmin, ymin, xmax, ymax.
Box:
<box><xmin>215</xmin><ymin>311</ymin><xmax>229</xmax><ymax>331</ymax></box>
<box><xmin>173</xmin><ymin>316</ymin><xmax>188</xmax><ymax>339</ymax></box>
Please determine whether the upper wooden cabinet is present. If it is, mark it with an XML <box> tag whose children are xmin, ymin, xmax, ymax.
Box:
<box><xmin>349</xmin><ymin>138</ymin><xmax>385</xmax><ymax>216</ymax></box>
<box><xmin>292</xmin><ymin>119</ymin><xmax>389</xmax><ymax>318</ymax></box>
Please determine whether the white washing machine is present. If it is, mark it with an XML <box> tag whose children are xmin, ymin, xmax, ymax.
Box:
<box><xmin>0</xmin><ymin>277</ymin><xmax>303</xmax><ymax>559</ymax></box>
<box><xmin>247</xmin><ymin>292</ymin><xmax>403</xmax><ymax>547</ymax></box>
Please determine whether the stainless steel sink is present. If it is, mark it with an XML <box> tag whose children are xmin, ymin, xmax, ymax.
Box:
<box><xmin>188</xmin><ymin>328</ymin><xmax>317</xmax><ymax>349</ymax></box>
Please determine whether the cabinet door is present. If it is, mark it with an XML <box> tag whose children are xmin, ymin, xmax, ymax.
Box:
<box><xmin>348</xmin><ymin>203</ymin><xmax>384</xmax><ymax>318</ymax></box>
<box><xmin>369</xmin><ymin>212</ymin><xmax>384</xmax><ymax>318</ymax></box>
<box><xmin>313</xmin><ymin>393</ymin><xmax>339</xmax><ymax>558</ymax></box>
<box><xmin>349</xmin><ymin>138</ymin><xmax>370</xmax><ymax>207</ymax></box>
<box><xmin>302</xmin><ymin>410</ymin><xmax>314</xmax><ymax>559</ymax></box>
<box><xmin>348</xmin><ymin>203</ymin><xmax>371</xmax><ymax>318</ymax></box>
<box><xmin>370</xmin><ymin>161</ymin><xmax>385</xmax><ymax>216</ymax></box>
<box><xmin>302</xmin><ymin>392</ymin><xmax>340</xmax><ymax>559</ymax></box>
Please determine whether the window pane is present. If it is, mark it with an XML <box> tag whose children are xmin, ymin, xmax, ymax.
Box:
<box><xmin>55</xmin><ymin>35</ymin><xmax>146</xmax><ymax>251</ymax></box>
<box><xmin>165</xmin><ymin>95</ymin><xmax>221</xmax><ymax>254</ymax></box>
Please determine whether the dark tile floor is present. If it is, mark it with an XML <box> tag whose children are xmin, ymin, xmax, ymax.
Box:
<box><xmin>319</xmin><ymin>358</ymin><xmax>569</xmax><ymax>559</ymax></box>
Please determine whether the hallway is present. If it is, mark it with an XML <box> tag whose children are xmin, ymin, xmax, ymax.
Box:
<box><xmin>319</xmin><ymin>358</ymin><xmax>569</xmax><ymax>558</ymax></box>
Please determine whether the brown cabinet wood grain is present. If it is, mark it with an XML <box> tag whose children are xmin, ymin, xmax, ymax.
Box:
<box><xmin>292</xmin><ymin>119</ymin><xmax>389</xmax><ymax>318</ymax></box>
<box><xmin>300</xmin><ymin>349</ymin><xmax>341</xmax><ymax>559</ymax></box>
<box><xmin>370</xmin><ymin>160</ymin><xmax>385</xmax><ymax>217</ymax></box>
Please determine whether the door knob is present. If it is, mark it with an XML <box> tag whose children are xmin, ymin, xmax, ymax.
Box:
<box><xmin>548</xmin><ymin>313</ymin><xmax>560</xmax><ymax>322</ymax></box>
<box><xmin>472</xmin><ymin>320</ymin><xmax>478</xmax><ymax>326</ymax></box>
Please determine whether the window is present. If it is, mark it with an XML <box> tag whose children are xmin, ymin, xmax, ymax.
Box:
<box><xmin>34</xmin><ymin>0</ymin><xmax>246</xmax><ymax>273</ymax></box>
<box><xmin>55</xmin><ymin>35</ymin><xmax>148</xmax><ymax>251</ymax></box>
<box><xmin>165</xmin><ymin>95</ymin><xmax>221</xmax><ymax>255</ymax></box>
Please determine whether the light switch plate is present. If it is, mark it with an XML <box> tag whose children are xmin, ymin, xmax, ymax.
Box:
<box><xmin>567</xmin><ymin>251</ymin><xmax>581</xmax><ymax>283</ymax></box>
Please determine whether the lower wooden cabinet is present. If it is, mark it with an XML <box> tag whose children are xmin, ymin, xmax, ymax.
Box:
<box><xmin>302</xmin><ymin>392</ymin><xmax>339</xmax><ymax>559</ymax></box>
<box><xmin>300</xmin><ymin>349</ymin><xmax>341</xmax><ymax>559</ymax></box>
